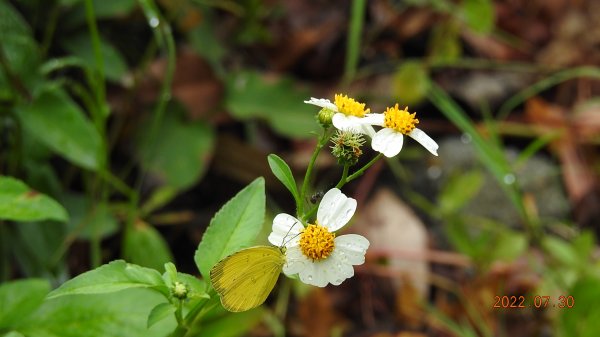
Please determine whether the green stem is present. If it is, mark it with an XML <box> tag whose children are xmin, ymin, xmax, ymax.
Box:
<box><xmin>343</xmin><ymin>153</ymin><xmax>383</xmax><ymax>186</ymax></box>
<box><xmin>335</xmin><ymin>164</ymin><xmax>350</xmax><ymax>189</ymax></box>
<box><xmin>343</xmin><ymin>0</ymin><xmax>366</xmax><ymax>87</ymax></box>
<box><xmin>299</xmin><ymin>129</ymin><xmax>331</xmax><ymax>218</ymax></box>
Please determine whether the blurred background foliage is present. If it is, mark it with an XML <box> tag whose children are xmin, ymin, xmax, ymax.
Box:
<box><xmin>1</xmin><ymin>0</ymin><xmax>600</xmax><ymax>336</ymax></box>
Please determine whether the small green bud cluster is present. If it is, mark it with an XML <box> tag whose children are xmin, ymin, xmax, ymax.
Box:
<box><xmin>171</xmin><ymin>281</ymin><xmax>189</xmax><ymax>300</ymax></box>
<box><xmin>330</xmin><ymin>130</ymin><xmax>365</xmax><ymax>166</ymax></box>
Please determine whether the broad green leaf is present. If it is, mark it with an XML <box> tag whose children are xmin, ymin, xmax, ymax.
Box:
<box><xmin>140</xmin><ymin>186</ymin><xmax>178</xmax><ymax>217</ymax></box>
<box><xmin>2</xmin><ymin>332</ymin><xmax>25</xmax><ymax>337</ymax></box>
<box><xmin>147</xmin><ymin>302</ymin><xmax>176</xmax><ymax>328</ymax></box>
<box><xmin>47</xmin><ymin>260</ymin><xmax>167</xmax><ymax>299</ymax></box>
<box><xmin>0</xmin><ymin>176</ymin><xmax>67</xmax><ymax>222</ymax></box>
<box><xmin>123</xmin><ymin>221</ymin><xmax>174</xmax><ymax>271</ymax></box>
<box><xmin>11</xmin><ymin>221</ymin><xmax>68</xmax><ymax>279</ymax></box>
<box><xmin>16</xmin><ymin>87</ymin><xmax>102</xmax><ymax>170</ymax></box>
<box><xmin>195</xmin><ymin>178</ymin><xmax>265</xmax><ymax>278</ymax></box>
<box><xmin>188</xmin><ymin>18</ymin><xmax>225</xmax><ymax>72</ymax></box>
<box><xmin>267</xmin><ymin>154</ymin><xmax>299</xmax><ymax>203</ymax></box>
<box><xmin>62</xmin><ymin>193</ymin><xmax>118</xmax><ymax>239</ymax></box>
<box><xmin>428</xmin><ymin>21</ymin><xmax>462</xmax><ymax>65</ymax></box>
<box><xmin>21</xmin><ymin>289</ymin><xmax>175</xmax><ymax>337</ymax></box>
<box><xmin>392</xmin><ymin>61</ymin><xmax>430</xmax><ymax>106</ymax></box>
<box><xmin>461</xmin><ymin>0</ymin><xmax>494</xmax><ymax>34</ymax></box>
<box><xmin>438</xmin><ymin>170</ymin><xmax>484</xmax><ymax>214</ymax></box>
<box><xmin>61</xmin><ymin>33</ymin><xmax>128</xmax><ymax>82</ymax></box>
<box><xmin>136</xmin><ymin>103</ymin><xmax>215</xmax><ymax>190</ymax></box>
<box><xmin>200</xmin><ymin>308</ymin><xmax>264</xmax><ymax>337</ymax></box>
<box><xmin>0</xmin><ymin>279</ymin><xmax>50</xmax><ymax>329</ymax></box>
<box><xmin>490</xmin><ymin>229</ymin><xmax>527</xmax><ymax>262</ymax></box>
<box><xmin>0</xmin><ymin>1</ymin><xmax>42</xmax><ymax>99</ymax></box>
<box><xmin>225</xmin><ymin>71</ymin><xmax>318</xmax><ymax>138</ymax></box>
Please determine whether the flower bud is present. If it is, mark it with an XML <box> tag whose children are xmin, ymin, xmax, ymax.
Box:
<box><xmin>171</xmin><ymin>281</ymin><xmax>189</xmax><ymax>300</ymax></box>
<box><xmin>317</xmin><ymin>108</ymin><xmax>335</xmax><ymax>128</ymax></box>
<box><xmin>330</xmin><ymin>130</ymin><xmax>365</xmax><ymax>166</ymax></box>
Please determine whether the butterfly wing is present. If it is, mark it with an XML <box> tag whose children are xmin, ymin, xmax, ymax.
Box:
<box><xmin>210</xmin><ymin>246</ymin><xmax>285</xmax><ymax>312</ymax></box>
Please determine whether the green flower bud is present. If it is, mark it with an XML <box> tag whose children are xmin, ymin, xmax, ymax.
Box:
<box><xmin>317</xmin><ymin>108</ymin><xmax>335</xmax><ymax>128</ymax></box>
<box><xmin>172</xmin><ymin>281</ymin><xmax>189</xmax><ymax>300</ymax></box>
<box><xmin>330</xmin><ymin>130</ymin><xmax>365</xmax><ymax>166</ymax></box>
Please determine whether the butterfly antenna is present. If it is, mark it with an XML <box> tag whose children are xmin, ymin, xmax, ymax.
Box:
<box><xmin>280</xmin><ymin>220</ymin><xmax>302</xmax><ymax>248</ymax></box>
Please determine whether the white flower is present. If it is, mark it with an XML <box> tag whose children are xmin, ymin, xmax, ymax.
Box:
<box><xmin>305</xmin><ymin>94</ymin><xmax>375</xmax><ymax>137</ymax></box>
<box><xmin>362</xmin><ymin>104</ymin><xmax>438</xmax><ymax>157</ymax></box>
<box><xmin>268</xmin><ymin>188</ymin><xmax>369</xmax><ymax>287</ymax></box>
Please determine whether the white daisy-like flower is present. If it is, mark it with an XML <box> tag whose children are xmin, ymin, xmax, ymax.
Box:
<box><xmin>268</xmin><ymin>188</ymin><xmax>369</xmax><ymax>287</ymax></box>
<box><xmin>362</xmin><ymin>104</ymin><xmax>439</xmax><ymax>157</ymax></box>
<box><xmin>305</xmin><ymin>94</ymin><xmax>375</xmax><ymax>137</ymax></box>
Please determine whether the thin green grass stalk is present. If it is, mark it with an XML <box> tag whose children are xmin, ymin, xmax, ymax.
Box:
<box><xmin>498</xmin><ymin>66</ymin><xmax>600</xmax><ymax>119</ymax></box>
<box><xmin>343</xmin><ymin>0</ymin><xmax>366</xmax><ymax>86</ymax></box>
<box><xmin>428</xmin><ymin>84</ymin><xmax>539</xmax><ymax>240</ymax></box>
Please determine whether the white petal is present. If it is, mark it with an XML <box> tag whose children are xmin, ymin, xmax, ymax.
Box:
<box><xmin>283</xmin><ymin>245</ymin><xmax>309</xmax><ymax>275</ymax></box>
<box><xmin>298</xmin><ymin>261</ymin><xmax>329</xmax><ymax>287</ymax></box>
<box><xmin>361</xmin><ymin>113</ymin><xmax>385</xmax><ymax>126</ymax></box>
<box><xmin>268</xmin><ymin>213</ymin><xmax>303</xmax><ymax>247</ymax></box>
<box><xmin>304</xmin><ymin>97</ymin><xmax>338</xmax><ymax>111</ymax></box>
<box><xmin>317</xmin><ymin>188</ymin><xmax>356</xmax><ymax>232</ymax></box>
<box><xmin>408</xmin><ymin>128</ymin><xmax>439</xmax><ymax>156</ymax></box>
<box><xmin>334</xmin><ymin>234</ymin><xmax>370</xmax><ymax>265</ymax></box>
<box><xmin>321</xmin><ymin>251</ymin><xmax>355</xmax><ymax>285</ymax></box>
<box><xmin>371</xmin><ymin>128</ymin><xmax>404</xmax><ymax>157</ymax></box>
<box><xmin>332</xmin><ymin>114</ymin><xmax>371</xmax><ymax>135</ymax></box>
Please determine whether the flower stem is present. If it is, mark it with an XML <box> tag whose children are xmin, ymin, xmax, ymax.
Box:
<box><xmin>340</xmin><ymin>153</ymin><xmax>384</xmax><ymax>188</ymax></box>
<box><xmin>299</xmin><ymin>129</ymin><xmax>331</xmax><ymax>218</ymax></box>
<box><xmin>335</xmin><ymin>164</ymin><xmax>350</xmax><ymax>189</ymax></box>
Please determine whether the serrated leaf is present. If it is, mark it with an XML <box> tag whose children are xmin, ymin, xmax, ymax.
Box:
<box><xmin>123</xmin><ymin>221</ymin><xmax>174</xmax><ymax>271</ymax></box>
<box><xmin>0</xmin><ymin>176</ymin><xmax>68</xmax><ymax>222</ymax></box>
<box><xmin>47</xmin><ymin>260</ymin><xmax>167</xmax><ymax>299</ymax></box>
<box><xmin>194</xmin><ymin>178</ymin><xmax>265</xmax><ymax>279</ymax></box>
<box><xmin>225</xmin><ymin>71</ymin><xmax>318</xmax><ymax>138</ymax></box>
<box><xmin>147</xmin><ymin>302</ymin><xmax>176</xmax><ymax>329</ymax></box>
<box><xmin>392</xmin><ymin>61</ymin><xmax>430</xmax><ymax>106</ymax></box>
<box><xmin>136</xmin><ymin>103</ymin><xmax>215</xmax><ymax>190</ymax></box>
<box><xmin>16</xmin><ymin>87</ymin><xmax>102</xmax><ymax>170</ymax></box>
<box><xmin>62</xmin><ymin>33</ymin><xmax>128</xmax><ymax>82</ymax></box>
<box><xmin>267</xmin><ymin>154</ymin><xmax>299</xmax><ymax>204</ymax></box>
<box><xmin>0</xmin><ymin>279</ymin><xmax>50</xmax><ymax>329</ymax></box>
<box><xmin>21</xmin><ymin>289</ymin><xmax>175</xmax><ymax>337</ymax></box>
<box><xmin>461</xmin><ymin>0</ymin><xmax>494</xmax><ymax>33</ymax></box>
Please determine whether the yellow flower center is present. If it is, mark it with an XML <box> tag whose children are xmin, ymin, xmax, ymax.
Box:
<box><xmin>383</xmin><ymin>104</ymin><xmax>419</xmax><ymax>135</ymax></box>
<box><xmin>334</xmin><ymin>94</ymin><xmax>370</xmax><ymax>117</ymax></box>
<box><xmin>299</xmin><ymin>223</ymin><xmax>335</xmax><ymax>261</ymax></box>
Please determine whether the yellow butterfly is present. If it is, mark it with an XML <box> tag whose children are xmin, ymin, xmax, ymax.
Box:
<box><xmin>210</xmin><ymin>246</ymin><xmax>286</xmax><ymax>312</ymax></box>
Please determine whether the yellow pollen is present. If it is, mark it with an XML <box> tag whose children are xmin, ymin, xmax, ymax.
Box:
<box><xmin>334</xmin><ymin>93</ymin><xmax>370</xmax><ymax>117</ymax></box>
<box><xmin>299</xmin><ymin>223</ymin><xmax>335</xmax><ymax>261</ymax></box>
<box><xmin>383</xmin><ymin>104</ymin><xmax>419</xmax><ymax>135</ymax></box>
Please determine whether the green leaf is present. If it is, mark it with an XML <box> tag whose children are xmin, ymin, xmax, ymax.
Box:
<box><xmin>0</xmin><ymin>1</ymin><xmax>42</xmax><ymax>99</ymax></box>
<box><xmin>16</xmin><ymin>87</ymin><xmax>102</xmax><ymax>170</ymax></box>
<box><xmin>140</xmin><ymin>186</ymin><xmax>178</xmax><ymax>216</ymax></box>
<box><xmin>490</xmin><ymin>229</ymin><xmax>527</xmax><ymax>262</ymax></box>
<box><xmin>438</xmin><ymin>170</ymin><xmax>484</xmax><ymax>214</ymax></box>
<box><xmin>200</xmin><ymin>308</ymin><xmax>264</xmax><ymax>337</ymax></box>
<box><xmin>136</xmin><ymin>103</ymin><xmax>215</xmax><ymax>190</ymax></box>
<box><xmin>392</xmin><ymin>61</ymin><xmax>430</xmax><ymax>106</ymax></box>
<box><xmin>267</xmin><ymin>154</ymin><xmax>300</xmax><ymax>204</ymax></box>
<box><xmin>461</xmin><ymin>0</ymin><xmax>494</xmax><ymax>34</ymax></box>
<box><xmin>542</xmin><ymin>236</ymin><xmax>580</xmax><ymax>267</ymax></box>
<box><xmin>225</xmin><ymin>71</ymin><xmax>318</xmax><ymax>138</ymax></box>
<box><xmin>61</xmin><ymin>33</ymin><xmax>128</xmax><ymax>82</ymax></box>
<box><xmin>147</xmin><ymin>302</ymin><xmax>176</xmax><ymax>328</ymax></box>
<box><xmin>47</xmin><ymin>260</ymin><xmax>168</xmax><ymax>299</ymax></box>
<box><xmin>0</xmin><ymin>279</ymin><xmax>50</xmax><ymax>329</ymax></box>
<box><xmin>62</xmin><ymin>193</ymin><xmax>118</xmax><ymax>239</ymax></box>
<box><xmin>11</xmin><ymin>221</ymin><xmax>68</xmax><ymax>279</ymax></box>
<box><xmin>195</xmin><ymin>178</ymin><xmax>265</xmax><ymax>279</ymax></box>
<box><xmin>559</xmin><ymin>277</ymin><xmax>600</xmax><ymax>337</ymax></box>
<box><xmin>123</xmin><ymin>221</ymin><xmax>174</xmax><ymax>271</ymax></box>
<box><xmin>21</xmin><ymin>289</ymin><xmax>176</xmax><ymax>337</ymax></box>
<box><xmin>428</xmin><ymin>21</ymin><xmax>462</xmax><ymax>65</ymax></box>
<box><xmin>0</xmin><ymin>176</ymin><xmax>68</xmax><ymax>222</ymax></box>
